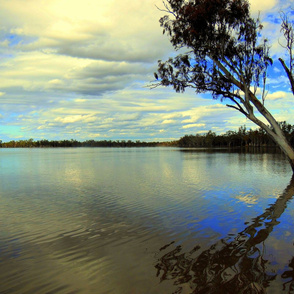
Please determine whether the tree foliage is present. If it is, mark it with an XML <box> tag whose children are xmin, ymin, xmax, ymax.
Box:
<box><xmin>155</xmin><ymin>0</ymin><xmax>271</xmax><ymax>107</ymax></box>
<box><xmin>154</xmin><ymin>0</ymin><xmax>294</xmax><ymax>171</ymax></box>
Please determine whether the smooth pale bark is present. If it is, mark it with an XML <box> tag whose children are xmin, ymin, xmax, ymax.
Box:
<box><xmin>247</xmin><ymin>91</ymin><xmax>294</xmax><ymax>172</ymax></box>
<box><xmin>214</xmin><ymin>58</ymin><xmax>294</xmax><ymax>172</ymax></box>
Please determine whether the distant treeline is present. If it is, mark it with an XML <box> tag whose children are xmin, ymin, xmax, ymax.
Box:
<box><xmin>0</xmin><ymin>139</ymin><xmax>165</xmax><ymax>148</ymax></box>
<box><xmin>178</xmin><ymin>122</ymin><xmax>294</xmax><ymax>148</ymax></box>
<box><xmin>1</xmin><ymin>121</ymin><xmax>294</xmax><ymax>149</ymax></box>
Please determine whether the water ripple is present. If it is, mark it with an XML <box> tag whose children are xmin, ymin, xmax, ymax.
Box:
<box><xmin>0</xmin><ymin>148</ymin><xmax>292</xmax><ymax>293</ymax></box>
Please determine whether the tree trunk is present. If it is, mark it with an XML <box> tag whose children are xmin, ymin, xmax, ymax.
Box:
<box><xmin>250</xmin><ymin>114</ymin><xmax>294</xmax><ymax>172</ymax></box>
<box><xmin>245</xmin><ymin>91</ymin><xmax>294</xmax><ymax>173</ymax></box>
<box><xmin>274</xmin><ymin>135</ymin><xmax>294</xmax><ymax>172</ymax></box>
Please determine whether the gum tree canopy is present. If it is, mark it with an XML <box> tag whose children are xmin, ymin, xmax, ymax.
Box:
<box><xmin>154</xmin><ymin>0</ymin><xmax>294</xmax><ymax>172</ymax></box>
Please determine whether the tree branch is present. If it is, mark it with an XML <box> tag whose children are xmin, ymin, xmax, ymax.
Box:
<box><xmin>155</xmin><ymin>1</ymin><xmax>176</xmax><ymax>17</ymax></box>
<box><xmin>279</xmin><ymin>58</ymin><xmax>294</xmax><ymax>95</ymax></box>
<box><xmin>226</xmin><ymin>104</ymin><xmax>248</xmax><ymax>116</ymax></box>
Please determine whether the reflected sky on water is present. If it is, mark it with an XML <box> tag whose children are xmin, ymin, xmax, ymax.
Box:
<box><xmin>0</xmin><ymin>147</ymin><xmax>293</xmax><ymax>293</ymax></box>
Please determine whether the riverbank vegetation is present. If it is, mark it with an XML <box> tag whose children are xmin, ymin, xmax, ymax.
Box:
<box><xmin>0</xmin><ymin>138</ymin><xmax>161</xmax><ymax>148</ymax></box>
<box><xmin>1</xmin><ymin>122</ymin><xmax>294</xmax><ymax>149</ymax></box>
<box><xmin>178</xmin><ymin>122</ymin><xmax>294</xmax><ymax>148</ymax></box>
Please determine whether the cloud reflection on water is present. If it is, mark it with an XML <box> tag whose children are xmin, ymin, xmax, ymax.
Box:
<box><xmin>156</xmin><ymin>176</ymin><xmax>294</xmax><ymax>293</ymax></box>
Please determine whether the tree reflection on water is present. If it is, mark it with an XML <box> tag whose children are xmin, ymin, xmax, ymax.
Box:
<box><xmin>155</xmin><ymin>177</ymin><xmax>294</xmax><ymax>294</ymax></box>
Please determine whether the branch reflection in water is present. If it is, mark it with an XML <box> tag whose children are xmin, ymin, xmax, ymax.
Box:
<box><xmin>155</xmin><ymin>176</ymin><xmax>294</xmax><ymax>294</ymax></box>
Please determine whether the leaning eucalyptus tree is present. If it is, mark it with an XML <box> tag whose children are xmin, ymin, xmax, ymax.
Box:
<box><xmin>153</xmin><ymin>0</ymin><xmax>294</xmax><ymax>171</ymax></box>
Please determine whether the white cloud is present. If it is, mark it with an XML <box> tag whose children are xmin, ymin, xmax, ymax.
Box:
<box><xmin>249</xmin><ymin>0</ymin><xmax>278</xmax><ymax>15</ymax></box>
<box><xmin>162</xmin><ymin>119</ymin><xmax>176</xmax><ymax>124</ymax></box>
<box><xmin>0</xmin><ymin>0</ymin><xmax>293</xmax><ymax>142</ymax></box>
<box><xmin>0</xmin><ymin>0</ymin><xmax>171</xmax><ymax>62</ymax></box>
<box><xmin>266</xmin><ymin>91</ymin><xmax>287</xmax><ymax>100</ymax></box>
<box><xmin>182</xmin><ymin>123</ymin><xmax>206</xmax><ymax>129</ymax></box>
<box><xmin>54</xmin><ymin>114</ymin><xmax>96</xmax><ymax>124</ymax></box>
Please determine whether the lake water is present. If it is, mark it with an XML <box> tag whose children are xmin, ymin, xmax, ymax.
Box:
<box><xmin>0</xmin><ymin>147</ymin><xmax>294</xmax><ymax>293</ymax></box>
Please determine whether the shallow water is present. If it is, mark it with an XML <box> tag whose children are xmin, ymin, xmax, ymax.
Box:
<box><xmin>0</xmin><ymin>147</ymin><xmax>293</xmax><ymax>293</ymax></box>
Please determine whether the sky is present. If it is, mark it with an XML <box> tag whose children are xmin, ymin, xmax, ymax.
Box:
<box><xmin>0</xmin><ymin>0</ymin><xmax>293</xmax><ymax>142</ymax></box>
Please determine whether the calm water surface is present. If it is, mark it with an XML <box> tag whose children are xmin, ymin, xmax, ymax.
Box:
<box><xmin>0</xmin><ymin>147</ymin><xmax>293</xmax><ymax>293</ymax></box>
